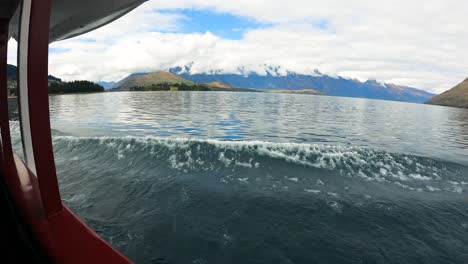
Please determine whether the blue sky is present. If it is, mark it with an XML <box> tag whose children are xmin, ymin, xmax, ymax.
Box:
<box><xmin>158</xmin><ymin>9</ymin><xmax>271</xmax><ymax>40</ymax></box>
<box><xmin>49</xmin><ymin>47</ymin><xmax>70</xmax><ymax>54</ymax></box>
<box><xmin>48</xmin><ymin>9</ymin><xmax>272</xmax><ymax>48</ymax></box>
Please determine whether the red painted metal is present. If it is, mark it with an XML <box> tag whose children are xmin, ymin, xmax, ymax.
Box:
<box><xmin>26</xmin><ymin>0</ymin><xmax>62</xmax><ymax>217</ymax></box>
<box><xmin>9</xmin><ymin>155</ymin><xmax>133</xmax><ymax>263</ymax></box>
<box><xmin>0</xmin><ymin>1</ymin><xmax>134</xmax><ymax>263</ymax></box>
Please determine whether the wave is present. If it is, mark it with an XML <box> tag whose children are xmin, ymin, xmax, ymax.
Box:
<box><xmin>11</xmin><ymin>124</ymin><xmax>468</xmax><ymax>263</ymax></box>
<box><xmin>7</xmin><ymin>121</ymin><xmax>466</xmax><ymax>195</ymax></box>
<box><xmin>51</xmin><ymin>136</ymin><xmax>467</xmax><ymax>195</ymax></box>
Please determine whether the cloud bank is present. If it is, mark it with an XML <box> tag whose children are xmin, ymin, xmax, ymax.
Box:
<box><xmin>7</xmin><ymin>0</ymin><xmax>468</xmax><ymax>93</ymax></box>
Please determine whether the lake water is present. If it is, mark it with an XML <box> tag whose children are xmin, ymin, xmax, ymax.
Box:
<box><xmin>10</xmin><ymin>91</ymin><xmax>468</xmax><ymax>263</ymax></box>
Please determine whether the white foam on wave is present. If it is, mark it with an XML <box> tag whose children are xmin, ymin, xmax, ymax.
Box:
<box><xmin>451</xmin><ymin>186</ymin><xmax>463</xmax><ymax>194</ymax></box>
<box><xmin>409</xmin><ymin>174</ymin><xmax>432</xmax><ymax>181</ymax></box>
<box><xmin>327</xmin><ymin>201</ymin><xmax>342</xmax><ymax>212</ymax></box>
<box><xmin>62</xmin><ymin>194</ymin><xmax>87</xmax><ymax>204</ymax></box>
<box><xmin>50</xmin><ymin>135</ymin><xmax>465</xmax><ymax>194</ymax></box>
<box><xmin>425</xmin><ymin>186</ymin><xmax>441</xmax><ymax>192</ymax></box>
<box><xmin>305</xmin><ymin>189</ymin><xmax>321</xmax><ymax>194</ymax></box>
<box><xmin>285</xmin><ymin>176</ymin><xmax>299</xmax><ymax>182</ymax></box>
<box><xmin>238</xmin><ymin>178</ymin><xmax>249</xmax><ymax>183</ymax></box>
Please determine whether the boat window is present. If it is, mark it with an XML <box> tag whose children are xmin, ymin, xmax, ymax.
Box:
<box><xmin>6</xmin><ymin>31</ymin><xmax>24</xmax><ymax>160</ymax></box>
<box><xmin>48</xmin><ymin>1</ymin><xmax>468</xmax><ymax>264</ymax></box>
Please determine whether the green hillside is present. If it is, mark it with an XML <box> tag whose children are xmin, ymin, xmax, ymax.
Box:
<box><xmin>111</xmin><ymin>71</ymin><xmax>258</xmax><ymax>93</ymax></box>
<box><xmin>7</xmin><ymin>64</ymin><xmax>17</xmax><ymax>81</ymax></box>
<box><xmin>426</xmin><ymin>78</ymin><xmax>468</xmax><ymax>108</ymax></box>
<box><xmin>111</xmin><ymin>71</ymin><xmax>194</xmax><ymax>91</ymax></box>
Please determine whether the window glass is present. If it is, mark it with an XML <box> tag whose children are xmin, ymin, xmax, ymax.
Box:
<box><xmin>49</xmin><ymin>1</ymin><xmax>468</xmax><ymax>264</ymax></box>
<box><xmin>6</xmin><ymin>37</ymin><xmax>24</xmax><ymax>159</ymax></box>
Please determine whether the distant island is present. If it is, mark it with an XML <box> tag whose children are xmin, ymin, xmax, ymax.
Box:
<box><xmin>49</xmin><ymin>80</ymin><xmax>104</xmax><ymax>94</ymax></box>
<box><xmin>129</xmin><ymin>82</ymin><xmax>211</xmax><ymax>92</ymax></box>
<box><xmin>266</xmin><ymin>89</ymin><xmax>321</xmax><ymax>95</ymax></box>
<box><xmin>110</xmin><ymin>71</ymin><xmax>258</xmax><ymax>93</ymax></box>
<box><xmin>425</xmin><ymin>78</ymin><xmax>468</xmax><ymax>108</ymax></box>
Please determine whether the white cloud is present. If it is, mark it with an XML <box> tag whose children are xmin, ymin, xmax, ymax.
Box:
<box><xmin>7</xmin><ymin>0</ymin><xmax>468</xmax><ymax>93</ymax></box>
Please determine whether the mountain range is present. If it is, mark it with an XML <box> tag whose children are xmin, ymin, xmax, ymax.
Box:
<box><xmin>165</xmin><ymin>64</ymin><xmax>435</xmax><ymax>103</ymax></box>
<box><xmin>8</xmin><ymin>63</ymin><xmax>445</xmax><ymax>105</ymax></box>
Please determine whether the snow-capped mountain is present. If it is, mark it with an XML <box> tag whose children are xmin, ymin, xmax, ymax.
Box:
<box><xmin>169</xmin><ymin>64</ymin><xmax>435</xmax><ymax>103</ymax></box>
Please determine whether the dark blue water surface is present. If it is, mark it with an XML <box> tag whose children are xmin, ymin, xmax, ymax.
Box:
<box><xmin>10</xmin><ymin>92</ymin><xmax>468</xmax><ymax>263</ymax></box>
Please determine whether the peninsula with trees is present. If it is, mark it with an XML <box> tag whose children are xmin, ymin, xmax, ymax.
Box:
<box><xmin>7</xmin><ymin>64</ymin><xmax>104</xmax><ymax>96</ymax></box>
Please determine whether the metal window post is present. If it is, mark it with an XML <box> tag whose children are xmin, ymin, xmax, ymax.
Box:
<box><xmin>18</xmin><ymin>0</ymin><xmax>62</xmax><ymax>217</ymax></box>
